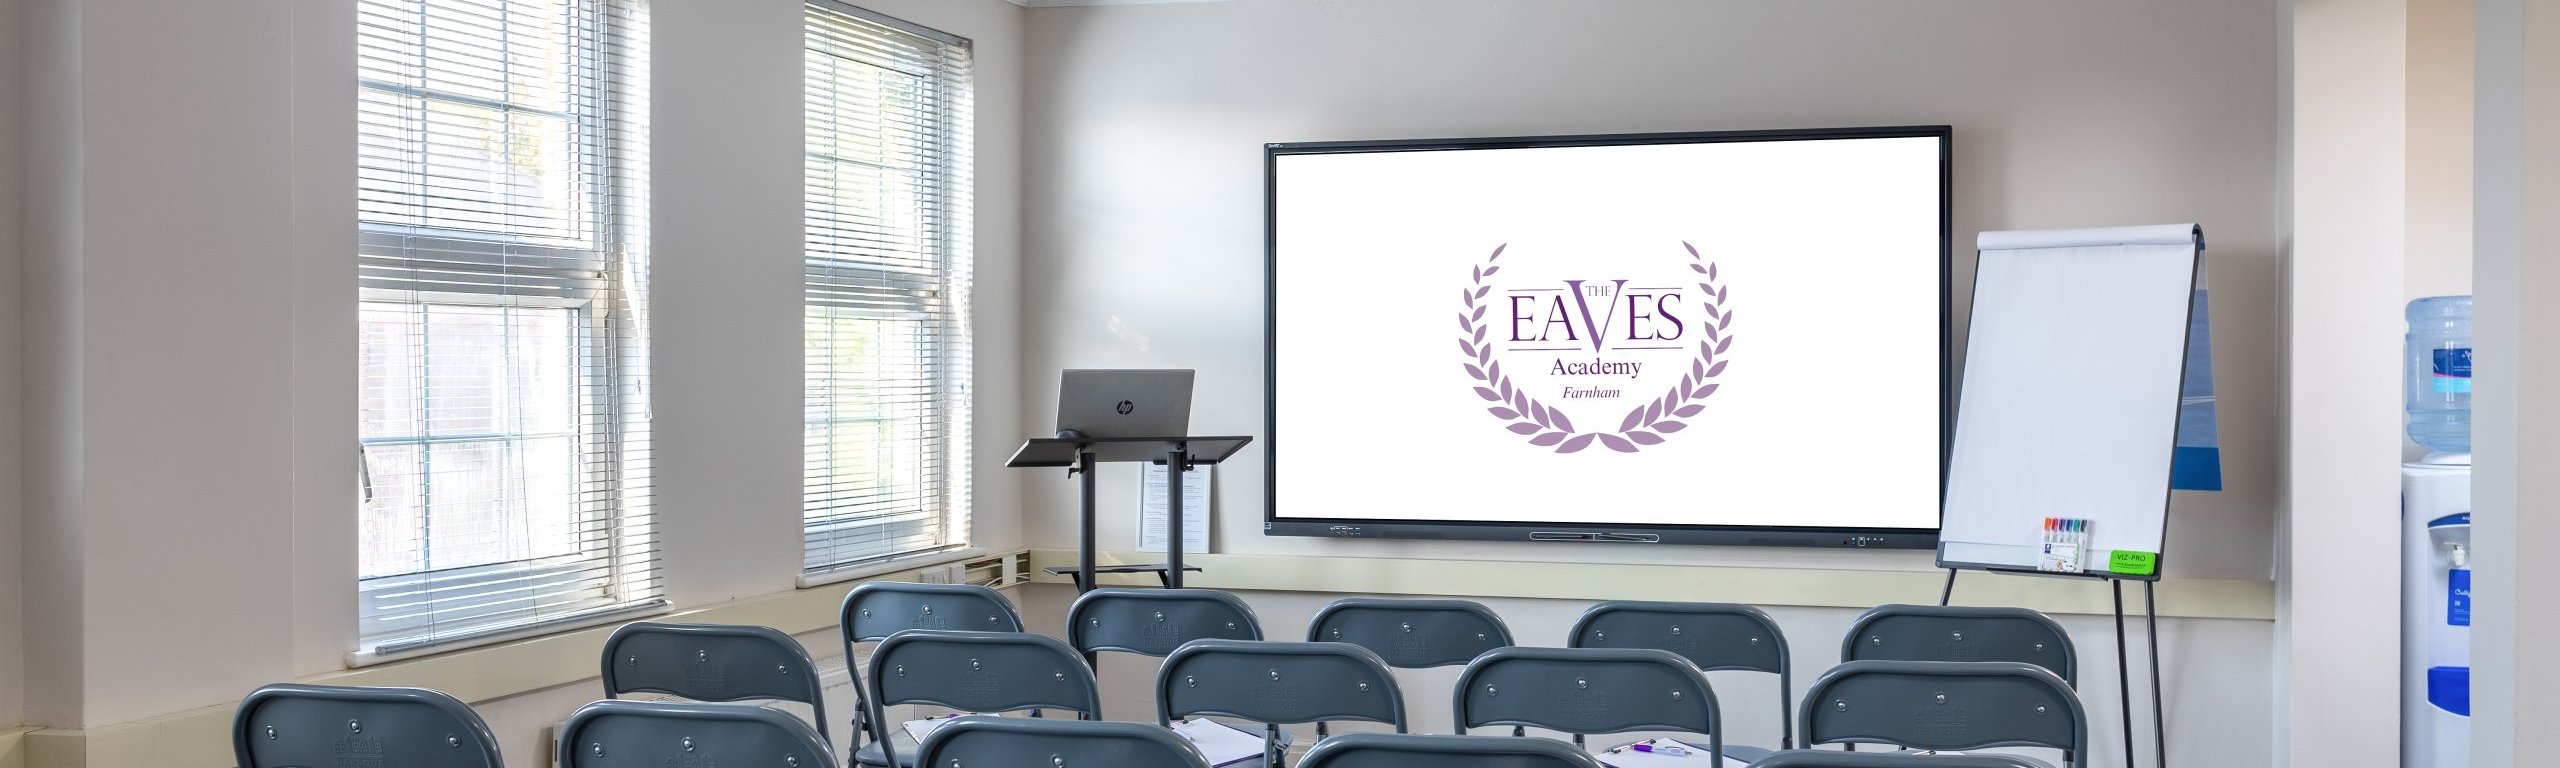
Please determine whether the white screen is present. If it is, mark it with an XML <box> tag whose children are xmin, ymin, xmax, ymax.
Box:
<box><xmin>1271</xmin><ymin>134</ymin><xmax>1945</xmax><ymax>531</ymax></box>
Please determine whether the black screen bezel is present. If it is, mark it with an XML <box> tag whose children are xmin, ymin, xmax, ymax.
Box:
<box><xmin>1261</xmin><ymin>125</ymin><xmax>1954</xmax><ymax>550</ymax></box>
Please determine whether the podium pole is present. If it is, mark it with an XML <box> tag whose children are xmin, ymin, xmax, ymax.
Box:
<box><xmin>1166</xmin><ymin>442</ymin><xmax>1189</xmax><ymax>589</ymax></box>
<box><xmin>1077</xmin><ymin>449</ymin><xmax>1097</xmax><ymax>593</ymax></box>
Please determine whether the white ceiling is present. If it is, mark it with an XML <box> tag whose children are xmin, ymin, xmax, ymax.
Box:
<box><xmin>1004</xmin><ymin>0</ymin><xmax>1232</xmax><ymax>6</ymax></box>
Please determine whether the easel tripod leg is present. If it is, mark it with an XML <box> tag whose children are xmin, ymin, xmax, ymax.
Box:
<box><xmin>2147</xmin><ymin>580</ymin><xmax>2167</xmax><ymax>768</ymax></box>
<box><xmin>2115</xmin><ymin>579</ymin><xmax>2135</xmax><ymax>768</ymax></box>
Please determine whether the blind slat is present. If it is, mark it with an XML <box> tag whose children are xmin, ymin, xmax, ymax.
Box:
<box><xmin>802</xmin><ymin>3</ymin><xmax>972</xmax><ymax>575</ymax></box>
<box><xmin>355</xmin><ymin>0</ymin><xmax>654</xmax><ymax>653</ymax></box>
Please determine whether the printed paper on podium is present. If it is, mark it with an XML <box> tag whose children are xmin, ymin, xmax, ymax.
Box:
<box><xmin>1139</xmin><ymin>463</ymin><xmax>1211</xmax><ymax>553</ymax></box>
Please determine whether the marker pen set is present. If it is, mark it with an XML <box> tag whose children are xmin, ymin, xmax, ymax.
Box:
<box><xmin>2038</xmin><ymin>517</ymin><xmax>2093</xmax><ymax>574</ymax></box>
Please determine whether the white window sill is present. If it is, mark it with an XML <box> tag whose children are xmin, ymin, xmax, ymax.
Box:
<box><xmin>798</xmin><ymin>546</ymin><xmax>985</xmax><ymax>589</ymax></box>
<box><xmin>345</xmin><ymin>598</ymin><xmax>673</xmax><ymax>668</ymax></box>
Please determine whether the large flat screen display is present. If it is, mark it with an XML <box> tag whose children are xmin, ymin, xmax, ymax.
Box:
<box><xmin>1265</xmin><ymin>127</ymin><xmax>1951</xmax><ymax>548</ymax></box>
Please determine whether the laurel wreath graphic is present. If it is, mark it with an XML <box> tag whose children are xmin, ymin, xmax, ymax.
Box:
<box><xmin>1455</xmin><ymin>242</ymin><xmax>1731</xmax><ymax>453</ymax></box>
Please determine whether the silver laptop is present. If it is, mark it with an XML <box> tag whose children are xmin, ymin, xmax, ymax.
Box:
<box><xmin>1057</xmin><ymin>369</ymin><xmax>1194</xmax><ymax>439</ymax></box>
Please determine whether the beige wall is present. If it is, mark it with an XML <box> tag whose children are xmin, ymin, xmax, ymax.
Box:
<box><xmin>18</xmin><ymin>0</ymin><xmax>82</xmax><ymax>729</ymax></box>
<box><xmin>2467</xmin><ymin>0</ymin><xmax>2560</xmax><ymax>762</ymax></box>
<box><xmin>652</xmin><ymin>0</ymin><xmax>1032</xmax><ymax>608</ymax></box>
<box><xmin>9</xmin><ymin>0</ymin><xmax>1028</xmax><ymax>738</ymax></box>
<box><xmin>1020</xmin><ymin>0</ymin><xmax>2281</xmax><ymax>581</ymax></box>
<box><xmin>0</xmin><ymin>0</ymin><xmax>25</xmax><ymax>732</ymax></box>
<box><xmin>2408</xmin><ymin>0</ymin><xmax>2476</xmax><ymax>303</ymax></box>
<box><xmin>20</xmin><ymin>0</ymin><xmax>303</xmax><ymax>728</ymax></box>
<box><xmin>1016</xmin><ymin>1</ymin><xmax>2284</xmax><ymax>765</ymax></box>
<box><xmin>2283</xmin><ymin>0</ymin><xmax>2410</xmax><ymax>764</ymax></box>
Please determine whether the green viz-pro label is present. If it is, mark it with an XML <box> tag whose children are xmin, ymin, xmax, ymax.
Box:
<box><xmin>2108</xmin><ymin>550</ymin><xmax>2159</xmax><ymax>577</ymax></box>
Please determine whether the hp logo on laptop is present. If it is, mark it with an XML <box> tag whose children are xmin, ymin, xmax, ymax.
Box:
<box><xmin>1116</xmin><ymin>400</ymin><xmax>1135</xmax><ymax>415</ymax></box>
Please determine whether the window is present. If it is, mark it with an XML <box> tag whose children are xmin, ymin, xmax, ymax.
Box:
<box><xmin>802</xmin><ymin>2</ymin><xmax>974</xmax><ymax>576</ymax></box>
<box><xmin>355</xmin><ymin>0</ymin><xmax>656</xmax><ymax>654</ymax></box>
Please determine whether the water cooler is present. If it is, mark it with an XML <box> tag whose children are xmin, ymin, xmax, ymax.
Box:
<box><xmin>2403</xmin><ymin>459</ymin><xmax>2470</xmax><ymax>768</ymax></box>
<box><xmin>2402</xmin><ymin>294</ymin><xmax>2471</xmax><ymax>767</ymax></box>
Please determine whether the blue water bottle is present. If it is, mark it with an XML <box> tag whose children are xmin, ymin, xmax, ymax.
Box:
<box><xmin>2406</xmin><ymin>295</ymin><xmax>2472</xmax><ymax>459</ymax></box>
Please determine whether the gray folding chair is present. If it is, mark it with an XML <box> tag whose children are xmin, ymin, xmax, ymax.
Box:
<box><xmin>842</xmin><ymin>583</ymin><xmax>1027</xmax><ymax>756</ymax></box>
<box><xmin>234</xmin><ymin>684</ymin><xmax>503</xmax><ymax>768</ymax></box>
<box><xmin>1068</xmin><ymin>588</ymin><xmax>1263</xmax><ymax>659</ymax></box>
<box><xmin>1570</xmin><ymin>600</ymin><xmax>1795</xmax><ymax>756</ymax></box>
<box><xmin>1797</xmin><ymin>661</ymin><xmax>2086</xmax><ymax>768</ymax></box>
<box><xmin>860</xmin><ymin>630</ymin><xmax>1104</xmax><ymax>768</ymax></box>
<box><xmin>599</xmin><ymin>621</ymin><xmax>830</xmax><ymax>744</ymax></box>
<box><xmin>1306</xmin><ymin>598</ymin><xmax>1512</xmax><ymax>669</ymax></box>
<box><xmin>1749</xmin><ymin>752</ymin><xmax>2050</xmax><ymax>768</ymax></box>
<box><xmin>1310</xmin><ymin>597</ymin><xmax>1511</xmax><ymax>730</ymax></box>
<box><xmin>913</xmin><ymin>716</ymin><xmax>1211</xmax><ymax>768</ymax></box>
<box><xmin>1297</xmin><ymin>732</ymin><xmax>1605</xmax><ymax>768</ymax></box>
<box><xmin>1839</xmin><ymin>605</ymin><xmax>2076</xmax><ymax>686</ymax></box>
<box><xmin>1453</xmin><ymin>646</ymin><xmax>1724</xmax><ymax>765</ymax></box>
<box><xmin>557</xmin><ymin>699</ymin><xmax>838</xmax><ymax>768</ymax></box>
<box><xmin>1156</xmin><ymin>639</ymin><xmax>1406</xmax><ymax>766</ymax></box>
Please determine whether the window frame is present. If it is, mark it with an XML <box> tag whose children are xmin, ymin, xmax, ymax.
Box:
<box><xmin>353</xmin><ymin>0</ymin><xmax>660</xmax><ymax>656</ymax></box>
<box><xmin>799</xmin><ymin>0</ymin><xmax>975</xmax><ymax>579</ymax></box>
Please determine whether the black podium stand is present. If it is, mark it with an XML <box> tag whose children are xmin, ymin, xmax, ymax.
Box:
<box><xmin>1006</xmin><ymin>435</ymin><xmax>1252</xmax><ymax>591</ymax></box>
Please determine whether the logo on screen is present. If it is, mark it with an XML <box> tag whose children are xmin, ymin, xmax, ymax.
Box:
<box><xmin>1455</xmin><ymin>242</ymin><xmax>1732</xmax><ymax>453</ymax></box>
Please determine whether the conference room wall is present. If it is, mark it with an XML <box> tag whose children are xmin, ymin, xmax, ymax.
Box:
<box><xmin>1016</xmin><ymin>1</ymin><xmax>2282</xmax><ymax>766</ymax></box>
<box><xmin>0</xmin><ymin>0</ymin><xmax>25</xmax><ymax>733</ymax></box>
<box><xmin>651</xmin><ymin>0</ymin><xmax>1033</xmax><ymax>608</ymax></box>
<box><xmin>445</xmin><ymin>0</ymin><xmax>1035</xmax><ymax>761</ymax></box>
<box><xmin>1018</xmin><ymin>0</ymin><xmax>2281</xmax><ymax>580</ymax></box>
<box><xmin>6</xmin><ymin>0</ymin><xmax>1026</xmax><ymax>734</ymax></box>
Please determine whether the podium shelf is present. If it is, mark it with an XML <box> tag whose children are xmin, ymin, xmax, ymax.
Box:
<box><xmin>1008</xmin><ymin>434</ymin><xmax>1251</xmax><ymax>591</ymax></box>
<box><xmin>1005</xmin><ymin>436</ymin><xmax>1253</xmax><ymax>467</ymax></box>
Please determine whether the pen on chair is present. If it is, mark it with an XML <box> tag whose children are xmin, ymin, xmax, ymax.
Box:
<box><xmin>1629</xmin><ymin>744</ymin><xmax>1689</xmax><ymax>756</ymax></box>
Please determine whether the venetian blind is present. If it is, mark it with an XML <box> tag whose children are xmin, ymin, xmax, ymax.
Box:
<box><xmin>802</xmin><ymin>1</ymin><xmax>974</xmax><ymax>575</ymax></box>
<box><xmin>354</xmin><ymin>0</ymin><xmax>659</xmax><ymax>653</ymax></box>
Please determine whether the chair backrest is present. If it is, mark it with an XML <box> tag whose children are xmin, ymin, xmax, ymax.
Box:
<box><xmin>1570</xmin><ymin>600</ymin><xmax>1794</xmax><ymax>748</ymax></box>
<box><xmin>838</xmin><ymin>582</ymin><xmax>1026</xmax><ymax>749</ymax></box>
<box><xmin>1305</xmin><ymin>598</ymin><xmax>1511</xmax><ymax>668</ymax></box>
<box><xmin>234</xmin><ymin>684</ymin><xmax>503</xmax><ymax>768</ymax></box>
<box><xmin>1745</xmin><ymin>751</ymin><xmax>2051</xmax><ymax>768</ymax></box>
<box><xmin>1453</xmin><ymin>646</ymin><xmax>1722</xmax><ymax>762</ymax></box>
<box><xmin>867</xmin><ymin>630</ymin><xmax>1104</xmax><ymax>767</ymax></box>
<box><xmin>1157</xmin><ymin>639</ymin><xmax>1406</xmax><ymax>729</ymax></box>
<box><xmin>842</xmin><ymin>582</ymin><xmax>1026</xmax><ymax>642</ymax></box>
<box><xmin>598</xmin><ymin>621</ymin><xmax>830</xmax><ymax>743</ymax></box>
<box><xmin>1570</xmin><ymin>601</ymin><xmax>1787</xmax><ymax>673</ymax></box>
<box><xmin>1067</xmin><ymin>588</ymin><xmax>1263</xmax><ymax>657</ymax></box>
<box><xmin>913</xmin><ymin>716</ymin><xmax>1210</xmax><ymax>768</ymax></box>
<box><xmin>1798</xmin><ymin>660</ymin><xmax>2086</xmax><ymax>767</ymax></box>
<box><xmin>1297</xmin><ymin>733</ymin><xmax>1605</xmax><ymax>768</ymax></box>
<box><xmin>556</xmin><ymin>699</ymin><xmax>838</xmax><ymax>768</ymax></box>
<box><xmin>1840</xmin><ymin>605</ymin><xmax>2076</xmax><ymax>685</ymax></box>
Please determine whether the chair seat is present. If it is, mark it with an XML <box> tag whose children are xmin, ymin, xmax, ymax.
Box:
<box><xmin>865</xmin><ymin>728</ymin><xmax>1290</xmax><ymax>767</ymax></box>
<box><xmin>1718</xmin><ymin>744</ymin><xmax>1778</xmax><ymax>763</ymax></box>
<box><xmin>1743</xmin><ymin>749</ymin><xmax>2056</xmax><ymax>768</ymax></box>
<box><xmin>1593</xmin><ymin>739</ymin><xmax>1773</xmax><ymax>765</ymax></box>
<box><xmin>850</xmin><ymin>730</ymin><xmax>922</xmax><ymax>768</ymax></box>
